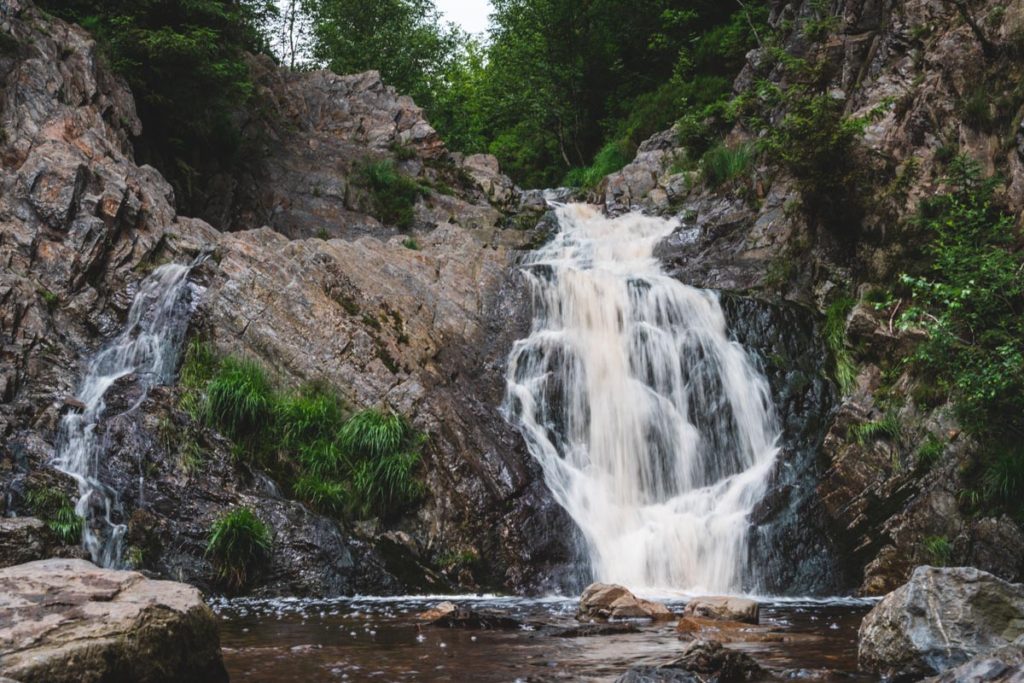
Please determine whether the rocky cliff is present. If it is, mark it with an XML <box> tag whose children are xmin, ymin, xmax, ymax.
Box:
<box><xmin>0</xmin><ymin>2</ymin><xmax>571</xmax><ymax>595</ymax></box>
<box><xmin>604</xmin><ymin>0</ymin><xmax>1024</xmax><ymax>594</ymax></box>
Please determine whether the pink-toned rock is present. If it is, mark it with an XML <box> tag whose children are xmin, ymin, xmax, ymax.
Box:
<box><xmin>577</xmin><ymin>582</ymin><xmax>673</xmax><ymax>621</ymax></box>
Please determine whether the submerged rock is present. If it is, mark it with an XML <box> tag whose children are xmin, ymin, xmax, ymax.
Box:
<box><xmin>548</xmin><ymin>622</ymin><xmax>640</xmax><ymax>637</ymax></box>
<box><xmin>615</xmin><ymin>639</ymin><xmax>764</xmax><ymax>683</ymax></box>
<box><xmin>0</xmin><ymin>558</ymin><xmax>227</xmax><ymax>683</ymax></box>
<box><xmin>859</xmin><ymin>566</ymin><xmax>1024</xmax><ymax>679</ymax></box>
<box><xmin>682</xmin><ymin>596</ymin><xmax>759</xmax><ymax>624</ymax></box>
<box><xmin>577</xmin><ymin>582</ymin><xmax>674</xmax><ymax>621</ymax></box>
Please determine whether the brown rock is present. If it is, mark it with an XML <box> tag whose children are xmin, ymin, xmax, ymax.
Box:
<box><xmin>577</xmin><ymin>582</ymin><xmax>673</xmax><ymax>621</ymax></box>
<box><xmin>0</xmin><ymin>558</ymin><xmax>227</xmax><ymax>683</ymax></box>
<box><xmin>682</xmin><ymin>596</ymin><xmax>760</xmax><ymax>624</ymax></box>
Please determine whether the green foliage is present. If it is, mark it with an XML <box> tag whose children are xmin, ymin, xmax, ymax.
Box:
<box><xmin>355</xmin><ymin>159</ymin><xmax>423</xmax><ymax>231</ymax></box>
<box><xmin>339</xmin><ymin>409</ymin><xmax>407</xmax><ymax>459</ymax></box>
<box><xmin>849</xmin><ymin>413</ymin><xmax>902</xmax><ymax>445</ymax></box>
<box><xmin>351</xmin><ymin>450</ymin><xmax>424</xmax><ymax>519</ymax></box>
<box><xmin>900</xmin><ymin>157</ymin><xmax>1024</xmax><ymax>465</ymax></box>
<box><xmin>763</xmin><ymin>90</ymin><xmax>872</xmax><ymax>237</ymax></box>
<box><xmin>203</xmin><ymin>357</ymin><xmax>275</xmax><ymax>445</ymax></box>
<box><xmin>825</xmin><ymin>297</ymin><xmax>858</xmax><ymax>395</ymax></box>
<box><xmin>402</xmin><ymin>237</ymin><xmax>420</xmax><ymax>250</ymax></box>
<box><xmin>700</xmin><ymin>142</ymin><xmax>755</xmax><ymax>188</ymax></box>
<box><xmin>292</xmin><ymin>474</ymin><xmax>348</xmax><ymax>515</ymax></box>
<box><xmin>961</xmin><ymin>86</ymin><xmax>993</xmax><ymax>130</ymax></box>
<box><xmin>25</xmin><ymin>487</ymin><xmax>82</xmax><ymax>545</ymax></box>
<box><xmin>916</xmin><ymin>434</ymin><xmax>946</xmax><ymax>469</ymax></box>
<box><xmin>982</xmin><ymin>447</ymin><xmax>1024</xmax><ymax>503</ymax></box>
<box><xmin>206</xmin><ymin>507</ymin><xmax>271</xmax><ymax>591</ymax></box>
<box><xmin>923</xmin><ymin>535</ymin><xmax>953</xmax><ymax>566</ymax></box>
<box><xmin>803</xmin><ymin>0</ymin><xmax>841</xmax><ymax>41</ymax></box>
<box><xmin>38</xmin><ymin>0</ymin><xmax>277</xmax><ymax>215</ymax></box>
<box><xmin>38</xmin><ymin>289</ymin><xmax>59</xmax><ymax>311</ymax></box>
<box><xmin>563</xmin><ymin>139</ymin><xmax>635</xmax><ymax>189</ymax></box>
<box><xmin>305</xmin><ymin>0</ymin><xmax>459</xmax><ymax>114</ymax></box>
<box><xmin>180</xmin><ymin>344</ymin><xmax>425</xmax><ymax>522</ymax></box>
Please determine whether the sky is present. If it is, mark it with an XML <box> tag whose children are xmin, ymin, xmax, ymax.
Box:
<box><xmin>435</xmin><ymin>0</ymin><xmax>492</xmax><ymax>35</ymax></box>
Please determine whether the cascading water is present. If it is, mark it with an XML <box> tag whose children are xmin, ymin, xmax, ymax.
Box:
<box><xmin>505</xmin><ymin>204</ymin><xmax>780</xmax><ymax>594</ymax></box>
<box><xmin>53</xmin><ymin>259</ymin><xmax>204</xmax><ymax>568</ymax></box>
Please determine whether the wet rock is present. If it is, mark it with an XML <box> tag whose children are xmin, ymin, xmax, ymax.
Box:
<box><xmin>548</xmin><ymin>622</ymin><xmax>640</xmax><ymax>637</ymax></box>
<box><xmin>0</xmin><ymin>558</ymin><xmax>227</xmax><ymax>683</ymax></box>
<box><xmin>616</xmin><ymin>640</ymin><xmax>764</xmax><ymax>683</ymax></box>
<box><xmin>683</xmin><ymin>596</ymin><xmax>759</xmax><ymax>624</ymax></box>
<box><xmin>429</xmin><ymin>606</ymin><xmax>525</xmax><ymax>630</ymax></box>
<box><xmin>927</xmin><ymin>638</ymin><xmax>1024</xmax><ymax>682</ymax></box>
<box><xmin>0</xmin><ymin>517</ymin><xmax>49</xmax><ymax>567</ymax></box>
<box><xmin>416</xmin><ymin>601</ymin><xmax>457</xmax><ymax>621</ymax></box>
<box><xmin>859</xmin><ymin>566</ymin><xmax>1024</xmax><ymax>679</ymax></box>
<box><xmin>577</xmin><ymin>582</ymin><xmax>674</xmax><ymax>621</ymax></box>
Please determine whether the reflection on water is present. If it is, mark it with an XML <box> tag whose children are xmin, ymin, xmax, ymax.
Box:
<box><xmin>215</xmin><ymin>596</ymin><xmax>875</xmax><ymax>682</ymax></box>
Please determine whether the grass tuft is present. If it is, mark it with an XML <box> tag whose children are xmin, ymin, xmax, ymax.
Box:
<box><xmin>825</xmin><ymin>297</ymin><xmax>858</xmax><ymax>395</ymax></box>
<box><xmin>206</xmin><ymin>507</ymin><xmax>271</xmax><ymax>591</ymax></box>
<box><xmin>204</xmin><ymin>357</ymin><xmax>274</xmax><ymax>444</ymax></box>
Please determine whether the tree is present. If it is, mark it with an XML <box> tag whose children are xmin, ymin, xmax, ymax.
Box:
<box><xmin>304</xmin><ymin>0</ymin><xmax>460</xmax><ymax>110</ymax></box>
<box><xmin>39</xmin><ymin>0</ymin><xmax>278</xmax><ymax>213</ymax></box>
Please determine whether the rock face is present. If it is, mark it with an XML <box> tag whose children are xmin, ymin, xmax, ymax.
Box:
<box><xmin>0</xmin><ymin>558</ymin><xmax>227</xmax><ymax>683</ymax></box>
<box><xmin>859</xmin><ymin>566</ymin><xmax>1024</xmax><ymax>679</ymax></box>
<box><xmin>0</xmin><ymin>1</ymin><xmax>571</xmax><ymax>597</ymax></box>
<box><xmin>682</xmin><ymin>597</ymin><xmax>759</xmax><ymax>624</ymax></box>
<box><xmin>577</xmin><ymin>583</ymin><xmax>673</xmax><ymax>621</ymax></box>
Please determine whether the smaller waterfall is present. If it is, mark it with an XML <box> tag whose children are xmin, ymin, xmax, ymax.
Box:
<box><xmin>505</xmin><ymin>204</ymin><xmax>780</xmax><ymax>594</ymax></box>
<box><xmin>54</xmin><ymin>259</ymin><xmax>204</xmax><ymax>567</ymax></box>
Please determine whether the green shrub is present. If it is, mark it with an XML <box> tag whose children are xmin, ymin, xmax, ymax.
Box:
<box><xmin>763</xmin><ymin>91</ymin><xmax>872</xmax><ymax>238</ymax></box>
<box><xmin>206</xmin><ymin>507</ymin><xmax>271</xmax><ymax>591</ymax></box>
<box><xmin>402</xmin><ymin>237</ymin><xmax>420</xmax><ymax>250</ymax></box>
<box><xmin>899</xmin><ymin>157</ymin><xmax>1024</xmax><ymax>508</ymax></box>
<box><xmin>825</xmin><ymin>296</ymin><xmax>857</xmax><ymax>395</ymax></box>
<box><xmin>25</xmin><ymin>487</ymin><xmax>82</xmax><ymax>545</ymax></box>
<box><xmin>923</xmin><ymin>535</ymin><xmax>953</xmax><ymax>566</ymax></box>
<box><xmin>700</xmin><ymin>142</ymin><xmax>755</xmax><ymax>188</ymax></box>
<box><xmin>355</xmin><ymin>159</ymin><xmax>424</xmax><ymax>231</ymax></box>
<box><xmin>203</xmin><ymin>357</ymin><xmax>274</xmax><ymax>444</ymax></box>
<box><xmin>563</xmin><ymin>139</ymin><xmax>635</xmax><ymax>189</ymax></box>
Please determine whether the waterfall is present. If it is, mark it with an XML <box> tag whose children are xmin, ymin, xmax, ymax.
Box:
<box><xmin>53</xmin><ymin>259</ymin><xmax>204</xmax><ymax>568</ymax></box>
<box><xmin>505</xmin><ymin>204</ymin><xmax>780</xmax><ymax>594</ymax></box>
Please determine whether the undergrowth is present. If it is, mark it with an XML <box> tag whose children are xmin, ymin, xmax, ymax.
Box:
<box><xmin>179</xmin><ymin>344</ymin><xmax>425</xmax><ymax>522</ymax></box>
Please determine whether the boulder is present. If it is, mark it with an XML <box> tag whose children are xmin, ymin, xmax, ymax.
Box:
<box><xmin>0</xmin><ymin>558</ymin><xmax>228</xmax><ymax>683</ymax></box>
<box><xmin>0</xmin><ymin>517</ymin><xmax>49</xmax><ymax>568</ymax></box>
<box><xmin>859</xmin><ymin>566</ymin><xmax>1024</xmax><ymax>679</ymax></box>
<box><xmin>615</xmin><ymin>640</ymin><xmax>764</xmax><ymax>683</ymax></box>
<box><xmin>683</xmin><ymin>596</ymin><xmax>760</xmax><ymax>624</ymax></box>
<box><xmin>577</xmin><ymin>582</ymin><xmax>674</xmax><ymax>621</ymax></box>
<box><xmin>926</xmin><ymin>636</ymin><xmax>1024</xmax><ymax>683</ymax></box>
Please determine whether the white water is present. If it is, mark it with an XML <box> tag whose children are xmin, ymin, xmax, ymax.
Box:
<box><xmin>505</xmin><ymin>204</ymin><xmax>780</xmax><ymax>594</ymax></box>
<box><xmin>53</xmin><ymin>261</ymin><xmax>202</xmax><ymax>567</ymax></box>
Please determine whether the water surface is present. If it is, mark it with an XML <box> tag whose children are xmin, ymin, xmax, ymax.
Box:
<box><xmin>216</xmin><ymin>595</ymin><xmax>874</xmax><ymax>681</ymax></box>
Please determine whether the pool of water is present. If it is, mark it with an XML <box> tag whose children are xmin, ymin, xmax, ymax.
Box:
<box><xmin>214</xmin><ymin>595</ymin><xmax>876</xmax><ymax>681</ymax></box>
